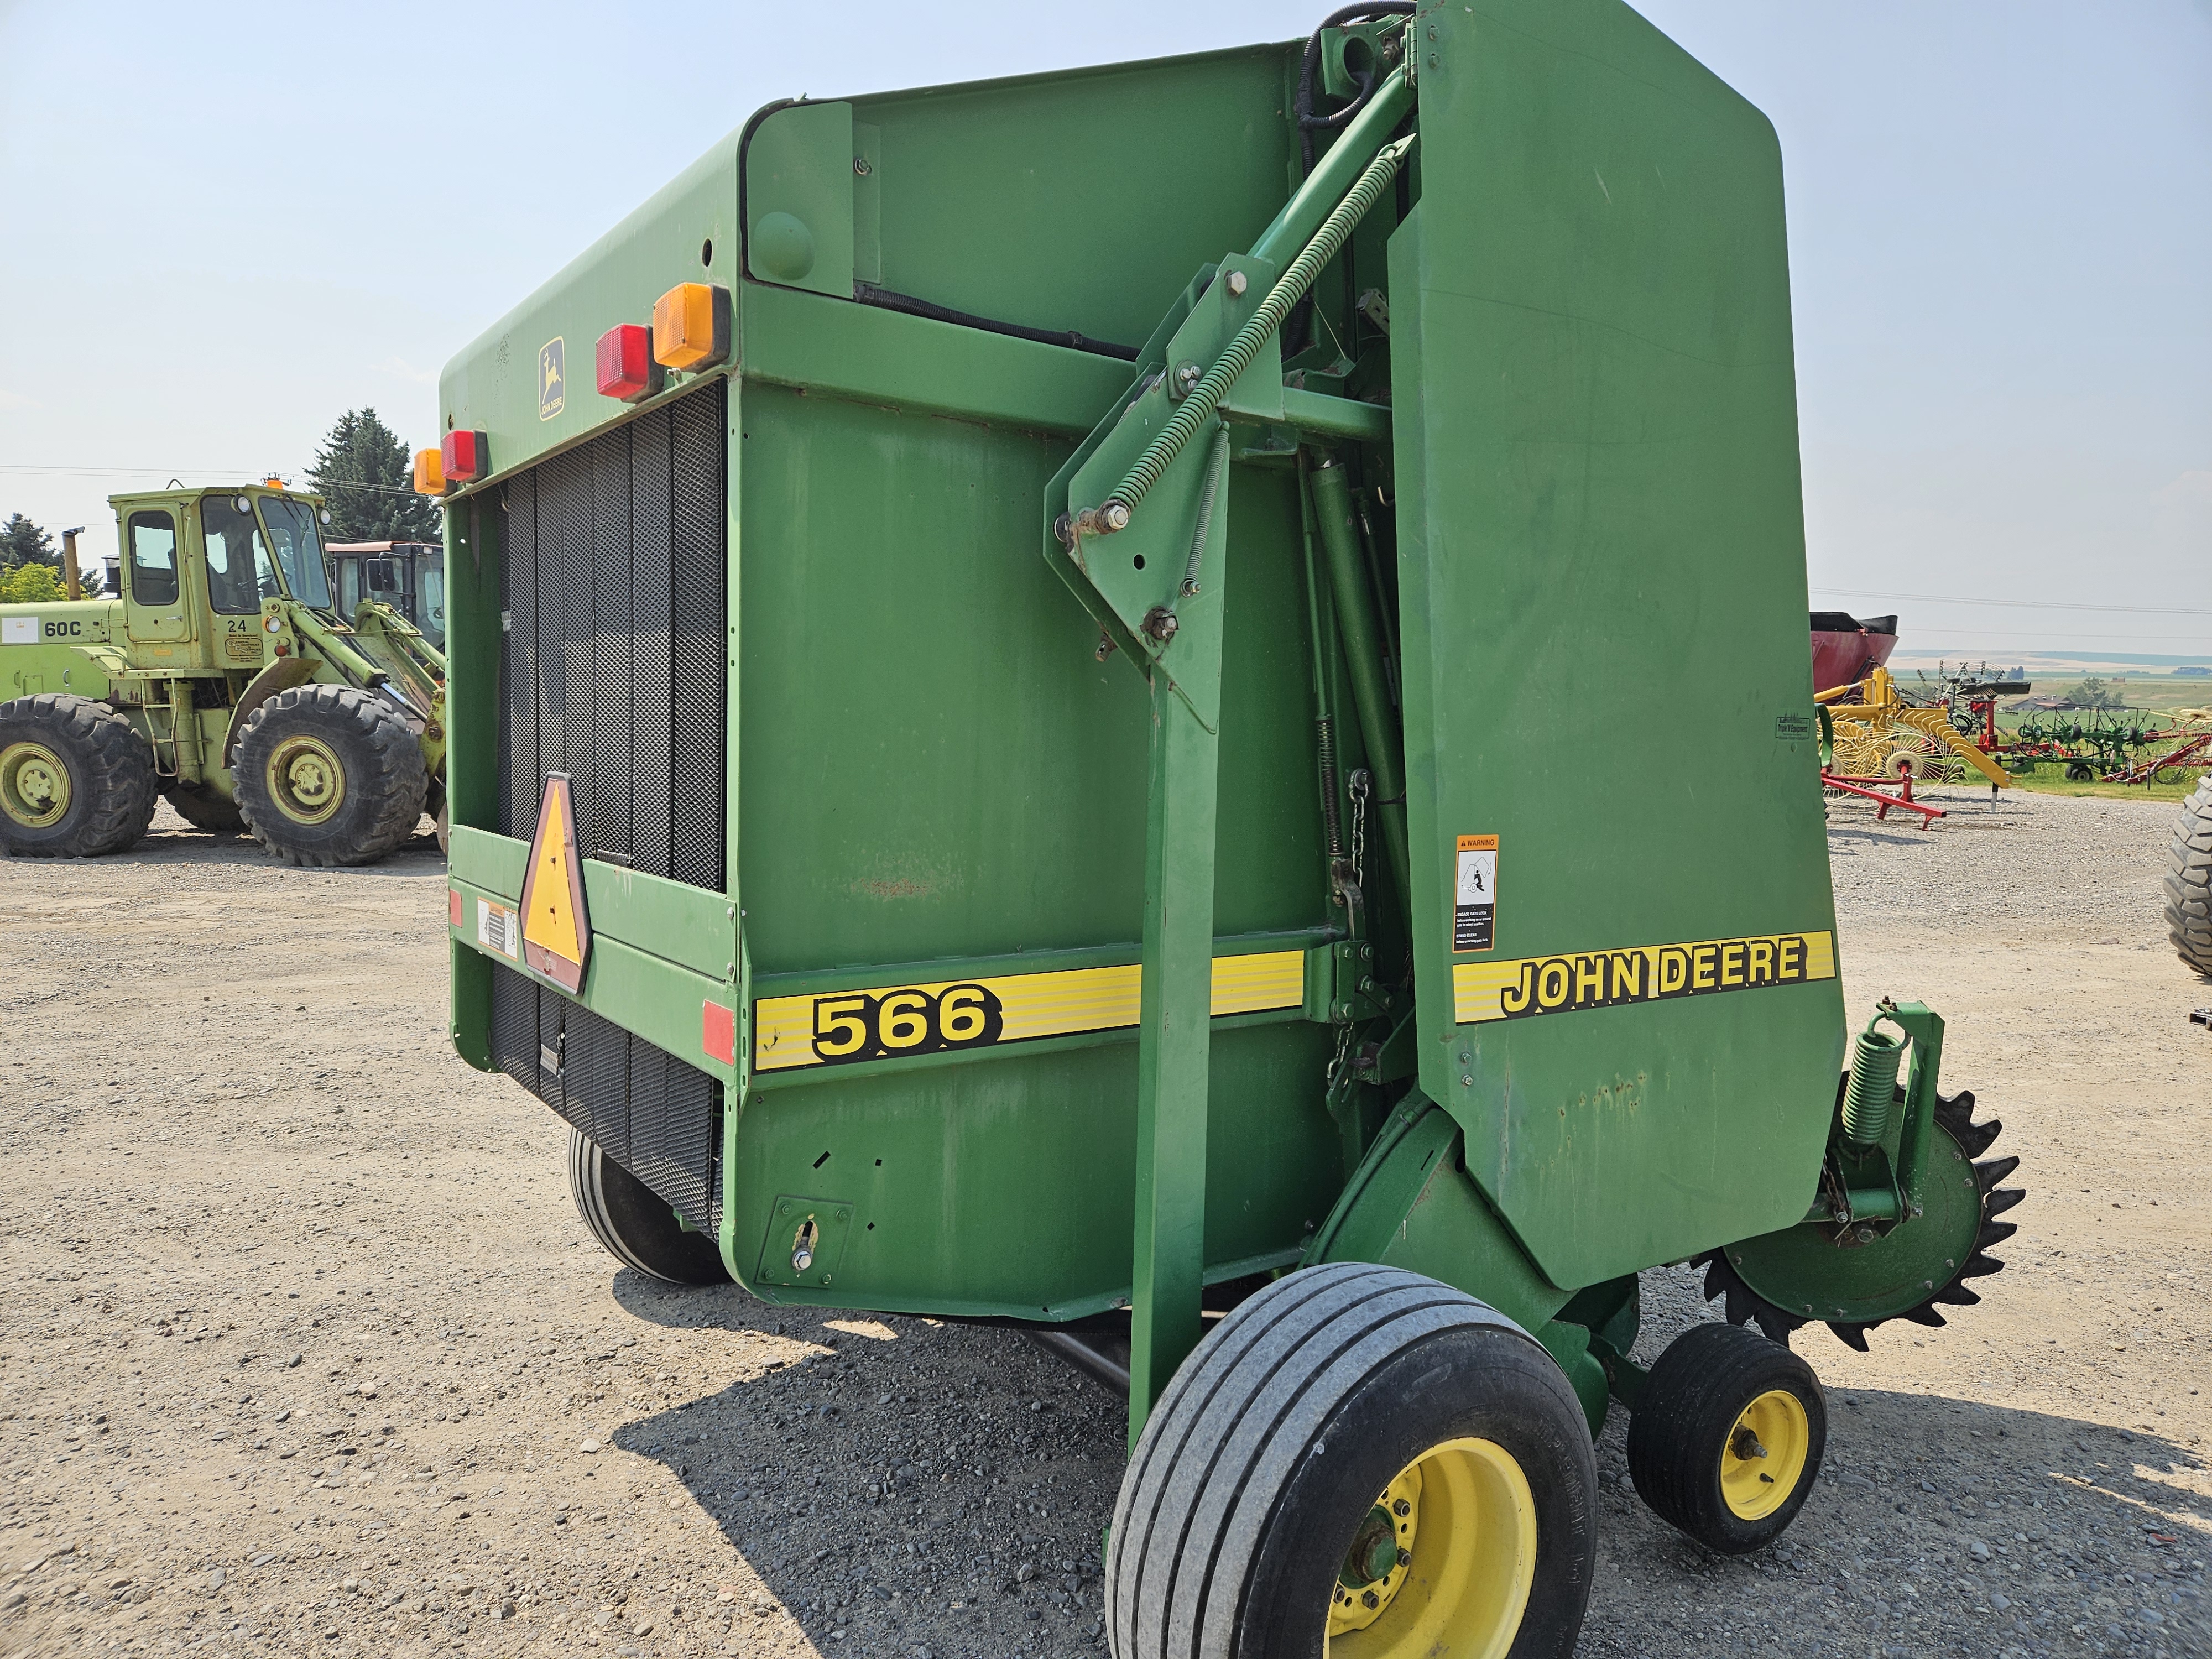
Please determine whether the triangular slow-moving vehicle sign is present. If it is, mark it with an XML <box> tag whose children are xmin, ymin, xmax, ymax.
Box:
<box><xmin>520</xmin><ymin>773</ymin><xmax>591</xmax><ymax>993</ymax></box>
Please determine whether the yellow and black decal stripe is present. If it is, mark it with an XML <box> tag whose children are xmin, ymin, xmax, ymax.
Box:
<box><xmin>1452</xmin><ymin>931</ymin><xmax>1835</xmax><ymax>1026</ymax></box>
<box><xmin>753</xmin><ymin>951</ymin><xmax>1304</xmax><ymax>1073</ymax></box>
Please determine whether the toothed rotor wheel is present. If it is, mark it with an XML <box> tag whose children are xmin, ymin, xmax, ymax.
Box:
<box><xmin>1695</xmin><ymin>1089</ymin><xmax>2021</xmax><ymax>1352</ymax></box>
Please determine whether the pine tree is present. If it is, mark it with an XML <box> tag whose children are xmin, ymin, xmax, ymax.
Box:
<box><xmin>305</xmin><ymin>410</ymin><xmax>442</xmax><ymax>543</ymax></box>
<box><xmin>0</xmin><ymin>512</ymin><xmax>58</xmax><ymax>573</ymax></box>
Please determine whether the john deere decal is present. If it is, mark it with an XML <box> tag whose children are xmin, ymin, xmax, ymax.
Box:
<box><xmin>1453</xmin><ymin>931</ymin><xmax>1835</xmax><ymax>1025</ymax></box>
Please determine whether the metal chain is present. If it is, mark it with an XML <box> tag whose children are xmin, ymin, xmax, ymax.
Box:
<box><xmin>1326</xmin><ymin>1019</ymin><xmax>1357</xmax><ymax>1099</ymax></box>
<box><xmin>1324</xmin><ymin>770</ymin><xmax>1376</xmax><ymax>1099</ymax></box>
<box><xmin>1348</xmin><ymin>767</ymin><xmax>1370</xmax><ymax>898</ymax></box>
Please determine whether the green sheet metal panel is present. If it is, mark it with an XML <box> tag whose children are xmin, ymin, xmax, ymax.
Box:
<box><xmin>848</xmin><ymin>46</ymin><xmax>1294</xmax><ymax>352</ymax></box>
<box><xmin>439</xmin><ymin>140</ymin><xmax>742</xmax><ymax>484</ymax></box>
<box><xmin>1391</xmin><ymin>0</ymin><xmax>1844</xmax><ymax>1289</ymax></box>
<box><xmin>727</xmin><ymin>382</ymin><xmax>1340</xmax><ymax>1313</ymax></box>
<box><xmin>745</xmin><ymin>102</ymin><xmax>855</xmax><ymax>297</ymax></box>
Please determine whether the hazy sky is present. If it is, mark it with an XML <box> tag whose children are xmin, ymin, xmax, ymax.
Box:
<box><xmin>2</xmin><ymin>2</ymin><xmax>2205</xmax><ymax>660</ymax></box>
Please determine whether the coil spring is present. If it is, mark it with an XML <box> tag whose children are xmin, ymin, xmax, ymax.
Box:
<box><xmin>1316</xmin><ymin>717</ymin><xmax>1345</xmax><ymax>862</ymax></box>
<box><xmin>1840</xmin><ymin>1019</ymin><xmax>1906</xmax><ymax>1147</ymax></box>
<box><xmin>1107</xmin><ymin>134</ymin><xmax>1416</xmax><ymax>518</ymax></box>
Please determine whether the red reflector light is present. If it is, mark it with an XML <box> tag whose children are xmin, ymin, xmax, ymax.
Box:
<box><xmin>596</xmin><ymin>324</ymin><xmax>662</xmax><ymax>403</ymax></box>
<box><xmin>442</xmin><ymin>429</ymin><xmax>488</xmax><ymax>483</ymax></box>
<box><xmin>702</xmin><ymin>1000</ymin><xmax>736</xmax><ymax>1066</ymax></box>
<box><xmin>448</xmin><ymin>888</ymin><xmax>462</xmax><ymax>927</ymax></box>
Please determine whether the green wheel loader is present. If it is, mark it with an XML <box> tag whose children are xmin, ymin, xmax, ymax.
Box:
<box><xmin>0</xmin><ymin>483</ymin><xmax>446</xmax><ymax>864</ymax></box>
<box><xmin>434</xmin><ymin>4</ymin><xmax>2023</xmax><ymax>1651</ymax></box>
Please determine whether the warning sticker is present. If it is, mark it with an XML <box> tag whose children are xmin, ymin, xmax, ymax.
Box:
<box><xmin>1453</xmin><ymin>834</ymin><xmax>1498</xmax><ymax>953</ymax></box>
<box><xmin>476</xmin><ymin>898</ymin><xmax>520</xmax><ymax>961</ymax></box>
<box><xmin>1</xmin><ymin>617</ymin><xmax>36</xmax><ymax>645</ymax></box>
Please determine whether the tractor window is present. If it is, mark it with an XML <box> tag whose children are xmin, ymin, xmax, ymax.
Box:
<box><xmin>335</xmin><ymin>559</ymin><xmax>362</xmax><ymax>616</ymax></box>
<box><xmin>201</xmin><ymin>495</ymin><xmax>278</xmax><ymax>611</ymax></box>
<box><xmin>420</xmin><ymin>562</ymin><xmax>445</xmax><ymax>635</ymax></box>
<box><xmin>127</xmin><ymin>512</ymin><xmax>179</xmax><ymax>606</ymax></box>
<box><xmin>259</xmin><ymin>497</ymin><xmax>333</xmax><ymax>611</ymax></box>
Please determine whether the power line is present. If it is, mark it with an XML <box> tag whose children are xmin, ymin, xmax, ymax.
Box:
<box><xmin>1898</xmin><ymin>629</ymin><xmax>2211</xmax><ymax>644</ymax></box>
<box><xmin>1812</xmin><ymin>584</ymin><xmax>2212</xmax><ymax>619</ymax></box>
<box><xmin>0</xmin><ymin>464</ymin><xmax>426</xmax><ymax>499</ymax></box>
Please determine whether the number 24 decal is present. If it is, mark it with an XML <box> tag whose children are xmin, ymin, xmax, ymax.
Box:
<box><xmin>810</xmin><ymin>983</ymin><xmax>1004</xmax><ymax>1065</ymax></box>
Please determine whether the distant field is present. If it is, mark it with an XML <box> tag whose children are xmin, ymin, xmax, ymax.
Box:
<box><xmin>2000</xmin><ymin>768</ymin><xmax>2201</xmax><ymax>804</ymax></box>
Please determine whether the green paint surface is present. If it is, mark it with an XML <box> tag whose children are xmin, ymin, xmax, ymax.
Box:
<box><xmin>437</xmin><ymin>4</ymin><xmax>1867</xmax><ymax>1342</ymax></box>
<box><xmin>1391</xmin><ymin>1</ymin><xmax>1846</xmax><ymax>1288</ymax></box>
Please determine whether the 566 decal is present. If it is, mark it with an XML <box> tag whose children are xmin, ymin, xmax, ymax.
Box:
<box><xmin>809</xmin><ymin>983</ymin><xmax>1004</xmax><ymax>1065</ymax></box>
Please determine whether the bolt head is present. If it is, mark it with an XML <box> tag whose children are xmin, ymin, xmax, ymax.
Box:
<box><xmin>1391</xmin><ymin>1498</ymin><xmax>1410</xmax><ymax>1517</ymax></box>
<box><xmin>1225</xmin><ymin>269</ymin><xmax>1248</xmax><ymax>297</ymax></box>
<box><xmin>1361</xmin><ymin>1589</ymin><xmax>1379</xmax><ymax>1610</ymax></box>
<box><xmin>1101</xmin><ymin>502</ymin><xmax>1130</xmax><ymax>533</ymax></box>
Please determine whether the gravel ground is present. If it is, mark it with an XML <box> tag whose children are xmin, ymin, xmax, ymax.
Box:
<box><xmin>0</xmin><ymin>787</ymin><xmax>2205</xmax><ymax>1659</ymax></box>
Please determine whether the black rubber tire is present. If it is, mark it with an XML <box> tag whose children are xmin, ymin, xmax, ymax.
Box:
<box><xmin>0</xmin><ymin>693</ymin><xmax>156</xmax><ymax>858</ymax></box>
<box><xmin>2167</xmin><ymin>777</ymin><xmax>2212</xmax><ymax>977</ymax></box>
<box><xmin>566</xmin><ymin>1128</ymin><xmax>730</xmax><ymax>1286</ymax></box>
<box><xmin>232</xmin><ymin>684</ymin><xmax>428</xmax><ymax>867</ymax></box>
<box><xmin>2065</xmin><ymin>762</ymin><xmax>2095</xmax><ymax>782</ymax></box>
<box><xmin>163</xmin><ymin>784</ymin><xmax>246</xmax><ymax>834</ymax></box>
<box><xmin>1626</xmin><ymin>1322</ymin><xmax>1827</xmax><ymax>1555</ymax></box>
<box><xmin>1105</xmin><ymin>1262</ymin><xmax>1595</xmax><ymax>1659</ymax></box>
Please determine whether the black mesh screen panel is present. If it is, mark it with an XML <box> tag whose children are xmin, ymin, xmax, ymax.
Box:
<box><xmin>492</xmin><ymin>380</ymin><xmax>724</xmax><ymax>888</ymax></box>
<box><xmin>489</xmin><ymin>951</ymin><xmax>539</xmax><ymax>1097</ymax></box>
<box><xmin>629</xmin><ymin>411</ymin><xmax>676</xmax><ymax>877</ymax></box>
<box><xmin>668</xmin><ymin>389</ymin><xmax>727</xmax><ymax>891</ymax></box>
<box><xmin>488</xmin><ymin>962</ymin><xmax>722</xmax><ymax>1228</ymax></box>
<box><xmin>484</xmin><ymin>380</ymin><xmax>728</xmax><ymax>1224</ymax></box>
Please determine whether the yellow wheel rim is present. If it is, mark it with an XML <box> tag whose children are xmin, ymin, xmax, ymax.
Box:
<box><xmin>1719</xmin><ymin>1388</ymin><xmax>1811</xmax><ymax>1520</ymax></box>
<box><xmin>1326</xmin><ymin>1438</ymin><xmax>1536</xmax><ymax>1659</ymax></box>
<box><xmin>265</xmin><ymin>734</ymin><xmax>347</xmax><ymax>826</ymax></box>
<box><xmin>0</xmin><ymin>740</ymin><xmax>72</xmax><ymax>829</ymax></box>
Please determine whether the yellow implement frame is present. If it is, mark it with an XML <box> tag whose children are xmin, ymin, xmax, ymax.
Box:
<box><xmin>1816</xmin><ymin>667</ymin><xmax>2010</xmax><ymax>789</ymax></box>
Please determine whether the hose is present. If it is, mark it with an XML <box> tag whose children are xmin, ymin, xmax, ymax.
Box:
<box><xmin>1287</xmin><ymin>3</ymin><xmax>1416</xmax><ymax>356</ymax></box>
<box><xmin>1295</xmin><ymin>4</ymin><xmax>1418</xmax><ymax>174</ymax></box>
<box><xmin>1103</xmin><ymin>135</ymin><xmax>1414</xmax><ymax>525</ymax></box>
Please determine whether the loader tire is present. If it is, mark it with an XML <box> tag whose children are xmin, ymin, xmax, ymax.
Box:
<box><xmin>164</xmin><ymin>784</ymin><xmax>245</xmax><ymax>834</ymax></box>
<box><xmin>1627</xmin><ymin>1321</ymin><xmax>1826</xmax><ymax>1555</ymax></box>
<box><xmin>233</xmin><ymin>684</ymin><xmax>427</xmax><ymax>867</ymax></box>
<box><xmin>566</xmin><ymin>1128</ymin><xmax>730</xmax><ymax>1286</ymax></box>
<box><xmin>0</xmin><ymin>693</ymin><xmax>156</xmax><ymax>858</ymax></box>
<box><xmin>1105</xmin><ymin>1263</ymin><xmax>1594</xmax><ymax>1659</ymax></box>
<box><xmin>2167</xmin><ymin>777</ymin><xmax>2212</xmax><ymax>977</ymax></box>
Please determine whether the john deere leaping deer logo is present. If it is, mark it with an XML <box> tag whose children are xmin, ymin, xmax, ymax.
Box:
<box><xmin>538</xmin><ymin>338</ymin><xmax>565</xmax><ymax>420</ymax></box>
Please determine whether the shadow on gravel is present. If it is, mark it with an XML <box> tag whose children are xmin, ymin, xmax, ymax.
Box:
<box><xmin>1826</xmin><ymin>828</ymin><xmax>1941</xmax><ymax>852</ymax></box>
<box><xmin>1588</xmin><ymin>1380</ymin><xmax>2209</xmax><ymax>1659</ymax></box>
<box><xmin>81</xmin><ymin>825</ymin><xmax>449</xmax><ymax>875</ymax></box>
<box><xmin>598</xmin><ymin>1264</ymin><xmax>2210</xmax><ymax>1659</ymax></box>
<box><xmin>603</xmin><ymin>1271</ymin><xmax>1124</xmax><ymax>1655</ymax></box>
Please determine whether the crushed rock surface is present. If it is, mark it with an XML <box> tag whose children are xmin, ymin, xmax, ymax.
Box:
<box><xmin>0</xmin><ymin>791</ymin><xmax>2204</xmax><ymax>1658</ymax></box>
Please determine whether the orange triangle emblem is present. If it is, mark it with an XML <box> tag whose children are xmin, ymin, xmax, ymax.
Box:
<box><xmin>520</xmin><ymin>773</ymin><xmax>591</xmax><ymax>993</ymax></box>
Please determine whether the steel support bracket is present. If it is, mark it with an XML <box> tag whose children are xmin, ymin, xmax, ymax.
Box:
<box><xmin>1881</xmin><ymin>999</ymin><xmax>1947</xmax><ymax>1222</ymax></box>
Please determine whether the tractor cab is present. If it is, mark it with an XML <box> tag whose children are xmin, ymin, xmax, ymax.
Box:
<box><xmin>110</xmin><ymin>484</ymin><xmax>337</xmax><ymax>674</ymax></box>
<box><xmin>325</xmin><ymin>541</ymin><xmax>445</xmax><ymax>648</ymax></box>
